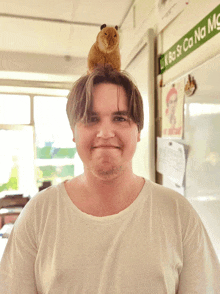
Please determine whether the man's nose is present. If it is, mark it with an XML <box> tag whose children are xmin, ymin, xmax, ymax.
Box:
<box><xmin>96</xmin><ymin>122</ymin><xmax>115</xmax><ymax>138</ymax></box>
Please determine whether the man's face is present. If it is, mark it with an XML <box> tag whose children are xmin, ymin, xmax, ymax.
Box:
<box><xmin>72</xmin><ymin>83</ymin><xmax>141</xmax><ymax>180</ymax></box>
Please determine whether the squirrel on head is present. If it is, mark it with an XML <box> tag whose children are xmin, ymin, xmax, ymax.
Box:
<box><xmin>87</xmin><ymin>24</ymin><xmax>121</xmax><ymax>73</ymax></box>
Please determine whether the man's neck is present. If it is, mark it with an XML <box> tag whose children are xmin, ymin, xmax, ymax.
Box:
<box><xmin>79</xmin><ymin>170</ymin><xmax>143</xmax><ymax>205</ymax></box>
<box><xmin>65</xmin><ymin>171</ymin><xmax>144</xmax><ymax>217</ymax></box>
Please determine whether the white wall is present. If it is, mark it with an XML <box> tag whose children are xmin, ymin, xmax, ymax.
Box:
<box><xmin>120</xmin><ymin>0</ymin><xmax>220</xmax><ymax>259</ymax></box>
<box><xmin>121</xmin><ymin>0</ymin><xmax>220</xmax><ymax>83</ymax></box>
<box><xmin>120</xmin><ymin>0</ymin><xmax>220</xmax><ymax>181</ymax></box>
<box><xmin>160</xmin><ymin>0</ymin><xmax>220</xmax><ymax>84</ymax></box>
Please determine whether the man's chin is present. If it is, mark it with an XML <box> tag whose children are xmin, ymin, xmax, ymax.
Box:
<box><xmin>94</xmin><ymin>165</ymin><xmax>123</xmax><ymax>180</ymax></box>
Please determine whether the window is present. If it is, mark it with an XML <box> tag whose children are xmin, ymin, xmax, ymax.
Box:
<box><xmin>34</xmin><ymin>96</ymin><xmax>78</xmax><ymax>188</ymax></box>
<box><xmin>0</xmin><ymin>93</ymin><xmax>83</xmax><ymax>196</ymax></box>
<box><xmin>0</xmin><ymin>94</ymin><xmax>30</xmax><ymax>124</ymax></box>
<box><xmin>0</xmin><ymin>127</ymin><xmax>36</xmax><ymax>196</ymax></box>
<box><xmin>0</xmin><ymin>94</ymin><xmax>36</xmax><ymax>196</ymax></box>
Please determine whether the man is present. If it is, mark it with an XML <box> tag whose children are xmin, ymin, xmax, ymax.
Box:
<box><xmin>65</xmin><ymin>65</ymin><xmax>145</xmax><ymax>217</ymax></box>
<box><xmin>0</xmin><ymin>65</ymin><xmax>220</xmax><ymax>293</ymax></box>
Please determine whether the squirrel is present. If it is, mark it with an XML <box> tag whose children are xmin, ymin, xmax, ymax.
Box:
<box><xmin>87</xmin><ymin>24</ymin><xmax>121</xmax><ymax>73</ymax></box>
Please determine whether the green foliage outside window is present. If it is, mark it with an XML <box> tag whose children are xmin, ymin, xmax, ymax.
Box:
<box><xmin>0</xmin><ymin>147</ymin><xmax>77</xmax><ymax>192</ymax></box>
<box><xmin>36</xmin><ymin>165</ymin><xmax>74</xmax><ymax>187</ymax></box>
<box><xmin>37</xmin><ymin>147</ymin><xmax>77</xmax><ymax>159</ymax></box>
<box><xmin>36</xmin><ymin>146</ymin><xmax>76</xmax><ymax>187</ymax></box>
<box><xmin>0</xmin><ymin>167</ymin><xmax>18</xmax><ymax>192</ymax></box>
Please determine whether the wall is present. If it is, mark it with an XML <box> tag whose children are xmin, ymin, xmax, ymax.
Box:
<box><xmin>120</xmin><ymin>0</ymin><xmax>220</xmax><ymax>181</ymax></box>
<box><xmin>121</xmin><ymin>0</ymin><xmax>219</xmax><ymax>75</ymax></box>
<box><xmin>120</xmin><ymin>0</ymin><xmax>220</xmax><ymax>259</ymax></box>
<box><xmin>160</xmin><ymin>0</ymin><xmax>220</xmax><ymax>84</ymax></box>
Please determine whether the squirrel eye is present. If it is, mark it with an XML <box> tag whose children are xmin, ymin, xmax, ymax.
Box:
<box><xmin>114</xmin><ymin>35</ymin><xmax>116</xmax><ymax>37</ymax></box>
<box><xmin>105</xmin><ymin>33</ymin><xmax>107</xmax><ymax>35</ymax></box>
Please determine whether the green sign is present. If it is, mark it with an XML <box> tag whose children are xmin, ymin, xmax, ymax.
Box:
<box><xmin>159</xmin><ymin>4</ymin><xmax>220</xmax><ymax>74</ymax></box>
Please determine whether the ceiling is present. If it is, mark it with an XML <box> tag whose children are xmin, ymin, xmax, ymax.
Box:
<box><xmin>0</xmin><ymin>0</ymin><xmax>134</xmax><ymax>90</ymax></box>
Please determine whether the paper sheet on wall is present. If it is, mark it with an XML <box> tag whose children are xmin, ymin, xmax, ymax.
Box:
<box><xmin>156</xmin><ymin>137</ymin><xmax>187</xmax><ymax>186</ymax></box>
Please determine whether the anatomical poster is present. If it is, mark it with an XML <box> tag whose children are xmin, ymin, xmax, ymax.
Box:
<box><xmin>162</xmin><ymin>79</ymin><xmax>185</xmax><ymax>138</ymax></box>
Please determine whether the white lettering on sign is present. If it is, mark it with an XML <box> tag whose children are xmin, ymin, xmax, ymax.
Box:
<box><xmin>169</xmin><ymin>50</ymin><xmax>176</xmax><ymax>63</ymax></box>
<box><xmin>176</xmin><ymin>44</ymin><xmax>182</xmax><ymax>57</ymax></box>
<box><xmin>183</xmin><ymin>37</ymin><xmax>194</xmax><ymax>52</ymax></box>
<box><xmin>208</xmin><ymin>13</ymin><xmax>220</xmax><ymax>33</ymax></box>
<box><xmin>160</xmin><ymin>5</ymin><xmax>220</xmax><ymax>73</ymax></box>
<box><xmin>194</xmin><ymin>26</ymin><xmax>207</xmax><ymax>44</ymax></box>
<box><xmin>165</xmin><ymin>54</ymin><xmax>169</xmax><ymax>66</ymax></box>
<box><xmin>218</xmin><ymin>13</ymin><xmax>220</xmax><ymax>29</ymax></box>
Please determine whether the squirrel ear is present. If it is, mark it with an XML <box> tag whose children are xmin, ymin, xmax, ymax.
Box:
<box><xmin>115</xmin><ymin>25</ymin><xmax>119</xmax><ymax>30</ymax></box>
<box><xmin>100</xmin><ymin>24</ymin><xmax>107</xmax><ymax>30</ymax></box>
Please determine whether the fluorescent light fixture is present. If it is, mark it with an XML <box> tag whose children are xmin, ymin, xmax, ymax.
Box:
<box><xmin>189</xmin><ymin>103</ymin><xmax>220</xmax><ymax>116</ymax></box>
<box><xmin>0</xmin><ymin>71</ymin><xmax>80</xmax><ymax>83</ymax></box>
<box><xmin>0</xmin><ymin>86</ymin><xmax>70</xmax><ymax>96</ymax></box>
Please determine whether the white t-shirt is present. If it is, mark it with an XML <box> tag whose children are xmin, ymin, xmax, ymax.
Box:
<box><xmin>0</xmin><ymin>179</ymin><xmax>220</xmax><ymax>294</ymax></box>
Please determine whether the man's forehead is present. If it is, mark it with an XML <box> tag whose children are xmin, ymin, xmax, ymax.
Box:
<box><xmin>89</xmin><ymin>83</ymin><xmax>130</xmax><ymax>116</ymax></box>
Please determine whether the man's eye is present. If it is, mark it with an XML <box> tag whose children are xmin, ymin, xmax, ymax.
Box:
<box><xmin>89</xmin><ymin>116</ymin><xmax>99</xmax><ymax>123</ymax></box>
<box><xmin>114</xmin><ymin>116</ymin><xmax>127</xmax><ymax>122</ymax></box>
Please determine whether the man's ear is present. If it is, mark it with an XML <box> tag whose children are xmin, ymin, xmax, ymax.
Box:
<box><xmin>71</xmin><ymin>127</ymin><xmax>75</xmax><ymax>143</ymax></box>
<box><xmin>137</xmin><ymin>132</ymin><xmax>141</xmax><ymax>142</ymax></box>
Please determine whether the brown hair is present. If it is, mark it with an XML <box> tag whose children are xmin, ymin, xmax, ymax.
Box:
<box><xmin>66</xmin><ymin>65</ymin><xmax>144</xmax><ymax>131</ymax></box>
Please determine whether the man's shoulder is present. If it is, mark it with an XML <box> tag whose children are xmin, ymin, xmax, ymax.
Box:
<box><xmin>15</xmin><ymin>183</ymin><xmax>64</xmax><ymax>228</ymax></box>
<box><xmin>142</xmin><ymin>181</ymin><xmax>204</xmax><ymax>237</ymax></box>
<box><xmin>149</xmin><ymin>180</ymin><xmax>184</xmax><ymax>199</ymax></box>
<box><xmin>26</xmin><ymin>182</ymin><xmax>63</xmax><ymax>210</ymax></box>
<box><xmin>146</xmin><ymin>180</ymin><xmax>193</xmax><ymax>211</ymax></box>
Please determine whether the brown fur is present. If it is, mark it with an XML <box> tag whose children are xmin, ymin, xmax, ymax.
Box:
<box><xmin>87</xmin><ymin>24</ymin><xmax>121</xmax><ymax>73</ymax></box>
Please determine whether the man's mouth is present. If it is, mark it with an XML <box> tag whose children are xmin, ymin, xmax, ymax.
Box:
<box><xmin>92</xmin><ymin>145</ymin><xmax>120</xmax><ymax>149</ymax></box>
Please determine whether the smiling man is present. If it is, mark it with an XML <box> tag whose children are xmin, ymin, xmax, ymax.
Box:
<box><xmin>0</xmin><ymin>65</ymin><xmax>220</xmax><ymax>293</ymax></box>
<box><xmin>73</xmin><ymin>83</ymin><xmax>140</xmax><ymax>179</ymax></box>
<box><xmin>65</xmin><ymin>77</ymin><xmax>144</xmax><ymax>217</ymax></box>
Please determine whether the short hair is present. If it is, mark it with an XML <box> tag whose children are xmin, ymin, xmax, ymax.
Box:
<box><xmin>66</xmin><ymin>65</ymin><xmax>144</xmax><ymax>132</ymax></box>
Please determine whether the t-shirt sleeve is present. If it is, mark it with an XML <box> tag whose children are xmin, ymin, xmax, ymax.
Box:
<box><xmin>0</xmin><ymin>199</ymin><xmax>38</xmax><ymax>294</ymax></box>
<box><xmin>177</xmin><ymin>199</ymin><xmax>220</xmax><ymax>293</ymax></box>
